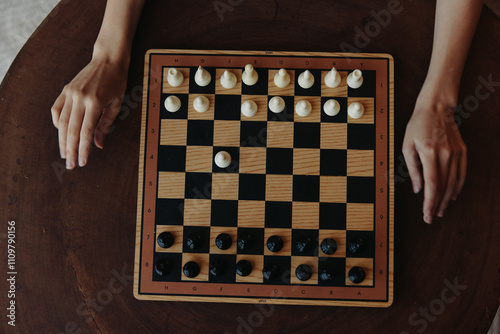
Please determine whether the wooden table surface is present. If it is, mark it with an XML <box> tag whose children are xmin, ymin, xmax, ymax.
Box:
<box><xmin>1</xmin><ymin>1</ymin><xmax>499</xmax><ymax>333</ymax></box>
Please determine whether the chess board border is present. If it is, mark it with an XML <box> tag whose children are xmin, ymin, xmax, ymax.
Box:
<box><xmin>134</xmin><ymin>50</ymin><xmax>394</xmax><ymax>307</ymax></box>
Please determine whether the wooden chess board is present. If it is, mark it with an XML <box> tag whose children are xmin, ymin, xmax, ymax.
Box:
<box><xmin>134</xmin><ymin>50</ymin><xmax>394</xmax><ymax>307</ymax></box>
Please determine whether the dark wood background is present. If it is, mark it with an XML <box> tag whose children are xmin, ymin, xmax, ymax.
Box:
<box><xmin>1</xmin><ymin>0</ymin><xmax>499</xmax><ymax>333</ymax></box>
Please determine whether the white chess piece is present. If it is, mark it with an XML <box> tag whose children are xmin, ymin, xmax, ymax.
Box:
<box><xmin>215</xmin><ymin>151</ymin><xmax>232</xmax><ymax>168</ymax></box>
<box><xmin>347</xmin><ymin>69</ymin><xmax>363</xmax><ymax>89</ymax></box>
<box><xmin>241</xmin><ymin>100</ymin><xmax>258</xmax><ymax>117</ymax></box>
<box><xmin>274</xmin><ymin>68</ymin><xmax>290</xmax><ymax>88</ymax></box>
<box><xmin>167</xmin><ymin>68</ymin><xmax>184</xmax><ymax>87</ymax></box>
<box><xmin>164</xmin><ymin>95</ymin><xmax>181</xmax><ymax>112</ymax></box>
<box><xmin>295</xmin><ymin>100</ymin><xmax>312</xmax><ymax>117</ymax></box>
<box><xmin>193</xmin><ymin>96</ymin><xmax>210</xmax><ymax>113</ymax></box>
<box><xmin>324</xmin><ymin>67</ymin><xmax>341</xmax><ymax>88</ymax></box>
<box><xmin>220</xmin><ymin>70</ymin><xmax>237</xmax><ymax>89</ymax></box>
<box><xmin>323</xmin><ymin>99</ymin><xmax>340</xmax><ymax>116</ymax></box>
<box><xmin>268</xmin><ymin>96</ymin><xmax>285</xmax><ymax>113</ymax></box>
<box><xmin>298</xmin><ymin>70</ymin><xmax>314</xmax><ymax>89</ymax></box>
<box><xmin>242</xmin><ymin>64</ymin><xmax>258</xmax><ymax>86</ymax></box>
<box><xmin>195</xmin><ymin>66</ymin><xmax>211</xmax><ymax>87</ymax></box>
<box><xmin>348</xmin><ymin>102</ymin><xmax>365</xmax><ymax>119</ymax></box>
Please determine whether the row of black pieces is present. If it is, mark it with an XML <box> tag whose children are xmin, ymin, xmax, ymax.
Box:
<box><xmin>158</xmin><ymin>231</ymin><xmax>366</xmax><ymax>255</ymax></box>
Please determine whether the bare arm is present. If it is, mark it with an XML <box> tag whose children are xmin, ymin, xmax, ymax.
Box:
<box><xmin>403</xmin><ymin>0</ymin><xmax>484</xmax><ymax>223</ymax></box>
<box><xmin>51</xmin><ymin>0</ymin><xmax>147</xmax><ymax>169</ymax></box>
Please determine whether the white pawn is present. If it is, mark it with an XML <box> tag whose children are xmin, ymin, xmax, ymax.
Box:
<box><xmin>195</xmin><ymin>66</ymin><xmax>211</xmax><ymax>87</ymax></box>
<box><xmin>274</xmin><ymin>68</ymin><xmax>290</xmax><ymax>88</ymax></box>
<box><xmin>268</xmin><ymin>96</ymin><xmax>285</xmax><ymax>113</ymax></box>
<box><xmin>347</xmin><ymin>69</ymin><xmax>363</xmax><ymax>89</ymax></box>
<box><xmin>323</xmin><ymin>99</ymin><xmax>340</xmax><ymax>116</ymax></box>
<box><xmin>167</xmin><ymin>68</ymin><xmax>184</xmax><ymax>87</ymax></box>
<box><xmin>193</xmin><ymin>96</ymin><xmax>210</xmax><ymax>113</ymax></box>
<box><xmin>220</xmin><ymin>70</ymin><xmax>237</xmax><ymax>89</ymax></box>
<box><xmin>242</xmin><ymin>64</ymin><xmax>258</xmax><ymax>86</ymax></box>
<box><xmin>215</xmin><ymin>151</ymin><xmax>231</xmax><ymax>168</ymax></box>
<box><xmin>348</xmin><ymin>102</ymin><xmax>365</xmax><ymax>119</ymax></box>
<box><xmin>295</xmin><ymin>100</ymin><xmax>312</xmax><ymax>117</ymax></box>
<box><xmin>164</xmin><ymin>95</ymin><xmax>181</xmax><ymax>112</ymax></box>
<box><xmin>324</xmin><ymin>67</ymin><xmax>341</xmax><ymax>88</ymax></box>
<box><xmin>241</xmin><ymin>100</ymin><xmax>258</xmax><ymax>117</ymax></box>
<box><xmin>298</xmin><ymin>70</ymin><xmax>314</xmax><ymax>89</ymax></box>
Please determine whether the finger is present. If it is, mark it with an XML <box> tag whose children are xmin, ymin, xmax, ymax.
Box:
<box><xmin>419</xmin><ymin>148</ymin><xmax>439</xmax><ymax>224</ymax></box>
<box><xmin>403</xmin><ymin>143</ymin><xmax>423</xmax><ymax>194</ymax></box>
<box><xmin>452</xmin><ymin>146</ymin><xmax>467</xmax><ymax>200</ymax></box>
<box><xmin>436</xmin><ymin>154</ymin><xmax>458</xmax><ymax>217</ymax></box>
<box><xmin>65</xmin><ymin>102</ymin><xmax>86</xmax><ymax>169</ymax></box>
<box><xmin>58</xmin><ymin>98</ymin><xmax>73</xmax><ymax>159</ymax></box>
<box><xmin>94</xmin><ymin>100</ymin><xmax>121</xmax><ymax>149</ymax></box>
<box><xmin>51</xmin><ymin>92</ymin><xmax>66</xmax><ymax>128</ymax></box>
<box><xmin>78</xmin><ymin>103</ymin><xmax>102</xmax><ymax>167</ymax></box>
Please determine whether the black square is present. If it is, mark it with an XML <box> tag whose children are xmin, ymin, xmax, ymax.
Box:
<box><xmin>182</xmin><ymin>226</ymin><xmax>211</xmax><ymax>253</ymax></box>
<box><xmin>236</xmin><ymin>227</ymin><xmax>265</xmax><ymax>255</ymax></box>
<box><xmin>347</xmin><ymin>124</ymin><xmax>375</xmax><ymax>150</ymax></box>
<box><xmin>242</xmin><ymin>68</ymin><xmax>268</xmax><ymax>95</ymax></box>
<box><xmin>265</xmin><ymin>201</ymin><xmax>292</xmax><ymax>228</ymax></box>
<box><xmin>346</xmin><ymin>231</ymin><xmax>375</xmax><ymax>258</ymax></box>
<box><xmin>268</xmin><ymin>96</ymin><xmax>294</xmax><ymax>122</ymax></box>
<box><xmin>347</xmin><ymin>177</ymin><xmax>375</xmax><ymax>203</ymax></box>
<box><xmin>187</xmin><ymin>120</ymin><xmax>214</xmax><ymax>146</ymax></box>
<box><xmin>185</xmin><ymin>172</ymin><xmax>212</xmax><ymax>199</ymax></box>
<box><xmin>318</xmin><ymin>257</ymin><xmax>346</xmax><ymax>286</ymax></box>
<box><xmin>213</xmin><ymin>147</ymin><xmax>240</xmax><ymax>173</ymax></box>
<box><xmin>152</xmin><ymin>253</ymin><xmax>182</xmax><ymax>282</ymax></box>
<box><xmin>320</xmin><ymin>97</ymin><xmax>347</xmax><ymax>123</ymax></box>
<box><xmin>263</xmin><ymin>256</ymin><xmax>291</xmax><ymax>285</ymax></box>
<box><xmin>157</xmin><ymin>146</ymin><xmax>186</xmax><ymax>172</ymax></box>
<box><xmin>266</xmin><ymin>148</ymin><xmax>293</xmax><ymax>174</ymax></box>
<box><xmin>214</xmin><ymin>95</ymin><xmax>241</xmax><ymax>120</ymax></box>
<box><xmin>239</xmin><ymin>174</ymin><xmax>266</xmax><ymax>200</ymax></box>
<box><xmin>320</xmin><ymin>149</ymin><xmax>347</xmax><ymax>176</ymax></box>
<box><xmin>188</xmin><ymin>66</ymin><xmax>216</xmax><ymax>94</ymax></box>
<box><xmin>211</xmin><ymin>200</ymin><xmax>238</xmax><ymax>227</ymax></box>
<box><xmin>160</xmin><ymin>94</ymin><xmax>188</xmax><ymax>119</ymax></box>
<box><xmin>347</xmin><ymin>70</ymin><xmax>376</xmax><ymax>97</ymax></box>
<box><xmin>319</xmin><ymin>203</ymin><xmax>346</xmax><ymax>230</ymax></box>
<box><xmin>208</xmin><ymin>254</ymin><xmax>236</xmax><ymax>283</ymax></box>
<box><xmin>294</xmin><ymin>123</ymin><xmax>320</xmax><ymax>148</ymax></box>
<box><xmin>240</xmin><ymin>121</ymin><xmax>267</xmax><ymax>147</ymax></box>
<box><xmin>155</xmin><ymin>199</ymin><xmax>184</xmax><ymax>225</ymax></box>
<box><xmin>293</xmin><ymin>175</ymin><xmax>320</xmax><ymax>202</ymax></box>
<box><xmin>291</xmin><ymin>229</ymin><xmax>319</xmax><ymax>256</ymax></box>
<box><xmin>294</xmin><ymin>69</ymin><xmax>321</xmax><ymax>96</ymax></box>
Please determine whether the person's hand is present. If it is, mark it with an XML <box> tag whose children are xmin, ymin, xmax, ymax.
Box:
<box><xmin>403</xmin><ymin>87</ymin><xmax>467</xmax><ymax>224</ymax></box>
<box><xmin>51</xmin><ymin>56</ymin><xmax>128</xmax><ymax>169</ymax></box>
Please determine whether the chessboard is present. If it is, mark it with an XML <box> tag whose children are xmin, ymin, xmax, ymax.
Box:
<box><xmin>134</xmin><ymin>50</ymin><xmax>394</xmax><ymax>307</ymax></box>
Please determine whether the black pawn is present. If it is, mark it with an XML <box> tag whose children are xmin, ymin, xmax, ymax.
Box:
<box><xmin>237</xmin><ymin>234</ymin><xmax>252</xmax><ymax>251</ymax></box>
<box><xmin>295</xmin><ymin>236</ymin><xmax>313</xmax><ymax>254</ymax></box>
<box><xmin>348</xmin><ymin>266</ymin><xmax>366</xmax><ymax>284</ymax></box>
<box><xmin>186</xmin><ymin>233</ymin><xmax>203</xmax><ymax>250</ymax></box>
<box><xmin>209</xmin><ymin>260</ymin><xmax>225</xmax><ymax>277</ymax></box>
<box><xmin>183</xmin><ymin>261</ymin><xmax>200</xmax><ymax>278</ymax></box>
<box><xmin>215</xmin><ymin>233</ymin><xmax>232</xmax><ymax>250</ymax></box>
<box><xmin>348</xmin><ymin>238</ymin><xmax>365</xmax><ymax>254</ymax></box>
<box><xmin>154</xmin><ymin>258</ymin><xmax>170</xmax><ymax>276</ymax></box>
<box><xmin>295</xmin><ymin>264</ymin><xmax>313</xmax><ymax>281</ymax></box>
<box><xmin>320</xmin><ymin>238</ymin><xmax>337</xmax><ymax>255</ymax></box>
<box><xmin>262</xmin><ymin>264</ymin><xmax>279</xmax><ymax>280</ymax></box>
<box><xmin>236</xmin><ymin>260</ymin><xmax>252</xmax><ymax>276</ymax></box>
<box><xmin>266</xmin><ymin>235</ymin><xmax>283</xmax><ymax>253</ymax></box>
<box><xmin>157</xmin><ymin>232</ymin><xmax>174</xmax><ymax>249</ymax></box>
<box><xmin>320</xmin><ymin>266</ymin><xmax>335</xmax><ymax>281</ymax></box>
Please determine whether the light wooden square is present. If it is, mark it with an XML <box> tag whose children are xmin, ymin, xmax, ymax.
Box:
<box><xmin>347</xmin><ymin>97</ymin><xmax>374</xmax><ymax>124</ymax></box>
<box><xmin>268</xmin><ymin>69</ymin><xmax>295</xmax><ymax>96</ymax></box>
<box><xmin>160</xmin><ymin>119</ymin><xmax>187</xmax><ymax>146</ymax></box>
<box><xmin>181</xmin><ymin>253</ymin><xmax>209</xmax><ymax>281</ymax></box>
<box><xmin>290</xmin><ymin>256</ymin><xmax>318</xmax><ymax>285</ymax></box>
<box><xmin>155</xmin><ymin>225</ymin><xmax>184</xmax><ymax>253</ymax></box>
<box><xmin>238</xmin><ymin>200</ymin><xmax>265</xmax><ymax>228</ymax></box>
<box><xmin>188</xmin><ymin>94</ymin><xmax>215</xmax><ymax>120</ymax></box>
<box><xmin>185</xmin><ymin>146</ymin><xmax>213</xmax><ymax>173</ymax></box>
<box><xmin>183</xmin><ymin>199</ymin><xmax>211</xmax><ymax>226</ymax></box>
<box><xmin>264</xmin><ymin>228</ymin><xmax>292</xmax><ymax>256</ymax></box>
<box><xmin>320</xmin><ymin>70</ymin><xmax>348</xmax><ymax>97</ymax></box>
<box><xmin>320</xmin><ymin>123</ymin><xmax>347</xmax><ymax>149</ymax></box>
<box><xmin>215</xmin><ymin>69</ymin><xmax>242</xmax><ymax>95</ymax></box>
<box><xmin>209</xmin><ymin>227</ymin><xmax>238</xmax><ymax>254</ymax></box>
<box><xmin>213</xmin><ymin>120</ymin><xmax>240</xmax><ymax>147</ymax></box>
<box><xmin>266</xmin><ymin>175</ymin><xmax>293</xmax><ymax>202</ymax></box>
<box><xmin>347</xmin><ymin>150</ymin><xmax>374</xmax><ymax>177</ymax></box>
<box><xmin>211</xmin><ymin>173</ymin><xmax>239</xmax><ymax>200</ymax></box>
<box><xmin>239</xmin><ymin>147</ymin><xmax>266</xmax><ymax>173</ymax></box>
<box><xmin>267</xmin><ymin>122</ymin><xmax>294</xmax><ymax>148</ymax></box>
<box><xmin>236</xmin><ymin>255</ymin><xmax>263</xmax><ymax>283</ymax></box>
<box><xmin>293</xmin><ymin>97</ymin><xmax>321</xmax><ymax>123</ymax></box>
<box><xmin>292</xmin><ymin>202</ymin><xmax>319</xmax><ymax>229</ymax></box>
<box><xmin>345</xmin><ymin>258</ymin><xmax>373</xmax><ymax>286</ymax></box>
<box><xmin>162</xmin><ymin>67</ymin><xmax>190</xmax><ymax>94</ymax></box>
<box><xmin>320</xmin><ymin>176</ymin><xmax>347</xmax><ymax>203</ymax></box>
<box><xmin>346</xmin><ymin>203</ymin><xmax>374</xmax><ymax>231</ymax></box>
<box><xmin>241</xmin><ymin>95</ymin><xmax>268</xmax><ymax>121</ymax></box>
<box><xmin>158</xmin><ymin>172</ymin><xmax>185</xmax><ymax>198</ymax></box>
<box><xmin>318</xmin><ymin>230</ymin><xmax>346</xmax><ymax>258</ymax></box>
<box><xmin>293</xmin><ymin>148</ymin><xmax>320</xmax><ymax>175</ymax></box>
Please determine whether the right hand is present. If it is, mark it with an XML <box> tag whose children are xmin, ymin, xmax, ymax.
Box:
<box><xmin>51</xmin><ymin>56</ymin><xmax>128</xmax><ymax>169</ymax></box>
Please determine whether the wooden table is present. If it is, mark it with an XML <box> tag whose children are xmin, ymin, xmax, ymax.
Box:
<box><xmin>1</xmin><ymin>1</ymin><xmax>499</xmax><ymax>333</ymax></box>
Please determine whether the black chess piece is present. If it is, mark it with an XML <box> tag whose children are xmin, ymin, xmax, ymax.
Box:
<box><xmin>266</xmin><ymin>235</ymin><xmax>283</xmax><ymax>253</ymax></box>
<box><xmin>348</xmin><ymin>266</ymin><xmax>366</xmax><ymax>284</ymax></box>
<box><xmin>295</xmin><ymin>264</ymin><xmax>313</xmax><ymax>281</ymax></box>
<box><xmin>320</xmin><ymin>265</ymin><xmax>335</xmax><ymax>281</ymax></box>
<box><xmin>215</xmin><ymin>233</ymin><xmax>232</xmax><ymax>250</ymax></box>
<box><xmin>237</xmin><ymin>234</ymin><xmax>252</xmax><ymax>251</ymax></box>
<box><xmin>262</xmin><ymin>264</ymin><xmax>279</xmax><ymax>280</ymax></box>
<box><xmin>186</xmin><ymin>233</ymin><xmax>203</xmax><ymax>250</ymax></box>
<box><xmin>295</xmin><ymin>236</ymin><xmax>313</xmax><ymax>253</ymax></box>
<box><xmin>347</xmin><ymin>238</ymin><xmax>365</xmax><ymax>254</ymax></box>
<box><xmin>209</xmin><ymin>259</ymin><xmax>225</xmax><ymax>276</ymax></box>
<box><xmin>155</xmin><ymin>258</ymin><xmax>170</xmax><ymax>276</ymax></box>
<box><xmin>236</xmin><ymin>260</ymin><xmax>252</xmax><ymax>276</ymax></box>
<box><xmin>157</xmin><ymin>232</ymin><xmax>174</xmax><ymax>249</ymax></box>
<box><xmin>183</xmin><ymin>261</ymin><xmax>200</xmax><ymax>278</ymax></box>
<box><xmin>320</xmin><ymin>238</ymin><xmax>337</xmax><ymax>255</ymax></box>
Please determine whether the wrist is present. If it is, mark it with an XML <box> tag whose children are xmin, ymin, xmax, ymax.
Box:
<box><xmin>92</xmin><ymin>39</ymin><xmax>131</xmax><ymax>69</ymax></box>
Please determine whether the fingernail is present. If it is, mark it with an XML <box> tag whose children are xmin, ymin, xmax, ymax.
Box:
<box><xmin>66</xmin><ymin>161</ymin><xmax>75</xmax><ymax>170</ymax></box>
<box><xmin>451</xmin><ymin>194</ymin><xmax>457</xmax><ymax>201</ymax></box>
<box><xmin>412</xmin><ymin>182</ymin><xmax>421</xmax><ymax>194</ymax></box>
<box><xmin>436</xmin><ymin>210</ymin><xmax>444</xmax><ymax>218</ymax></box>
<box><xmin>60</xmin><ymin>151</ymin><xmax>66</xmax><ymax>159</ymax></box>
<box><xmin>423</xmin><ymin>215</ymin><xmax>432</xmax><ymax>224</ymax></box>
<box><xmin>79</xmin><ymin>158</ymin><xmax>86</xmax><ymax>167</ymax></box>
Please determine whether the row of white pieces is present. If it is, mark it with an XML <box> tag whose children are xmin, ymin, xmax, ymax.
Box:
<box><xmin>164</xmin><ymin>95</ymin><xmax>365</xmax><ymax>119</ymax></box>
<box><xmin>167</xmin><ymin>66</ymin><xmax>364</xmax><ymax>90</ymax></box>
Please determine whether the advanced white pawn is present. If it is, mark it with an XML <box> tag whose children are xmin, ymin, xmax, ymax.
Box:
<box><xmin>195</xmin><ymin>66</ymin><xmax>211</xmax><ymax>87</ymax></box>
<box><xmin>242</xmin><ymin>64</ymin><xmax>258</xmax><ymax>86</ymax></box>
<box><xmin>295</xmin><ymin>100</ymin><xmax>312</xmax><ymax>117</ymax></box>
<box><xmin>220</xmin><ymin>70</ymin><xmax>237</xmax><ymax>89</ymax></box>
<box><xmin>298</xmin><ymin>70</ymin><xmax>314</xmax><ymax>89</ymax></box>
<box><xmin>324</xmin><ymin>67</ymin><xmax>341</xmax><ymax>88</ymax></box>
<box><xmin>323</xmin><ymin>99</ymin><xmax>340</xmax><ymax>116</ymax></box>
<box><xmin>348</xmin><ymin>102</ymin><xmax>365</xmax><ymax>119</ymax></box>
<box><xmin>193</xmin><ymin>96</ymin><xmax>210</xmax><ymax>113</ymax></box>
<box><xmin>241</xmin><ymin>100</ymin><xmax>258</xmax><ymax>117</ymax></box>
<box><xmin>347</xmin><ymin>69</ymin><xmax>363</xmax><ymax>89</ymax></box>
<box><xmin>268</xmin><ymin>96</ymin><xmax>285</xmax><ymax>113</ymax></box>
<box><xmin>167</xmin><ymin>68</ymin><xmax>184</xmax><ymax>87</ymax></box>
<box><xmin>215</xmin><ymin>151</ymin><xmax>231</xmax><ymax>168</ymax></box>
<box><xmin>164</xmin><ymin>95</ymin><xmax>181</xmax><ymax>112</ymax></box>
<box><xmin>274</xmin><ymin>68</ymin><xmax>290</xmax><ymax>88</ymax></box>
